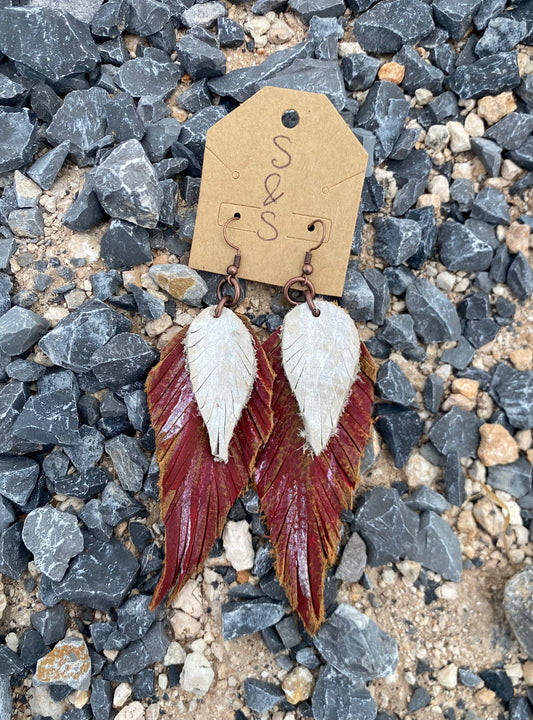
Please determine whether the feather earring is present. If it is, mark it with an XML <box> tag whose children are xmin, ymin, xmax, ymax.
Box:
<box><xmin>146</xmin><ymin>216</ymin><xmax>275</xmax><ymax>608</ymax></box>
<box><xmin>254</xmin><ymin>220</ymin><xmax>376</xmax><ymax>634</ymax></box>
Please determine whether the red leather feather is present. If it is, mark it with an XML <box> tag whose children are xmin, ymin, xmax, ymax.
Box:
<box><xmin>146</xmin><ymin>321</ymin><xmax>274</xmax><ymax>609</ymax></box>
<box><xmin>254</xmin><ymin>329</ymin><xmax>376</xmax><ymax>634</ymax></box>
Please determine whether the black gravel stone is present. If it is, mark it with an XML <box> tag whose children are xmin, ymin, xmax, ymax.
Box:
<box><xmin>376</xmin><ymin>361</ymin><xmax>415</xmax><ymax>406</ymax></box>
<box><xmin>341</xmin><ymin>53</ymin><xmax>380</xmax><ymax>91</ymax></box>
<box><xmin>0</xmin><ymin>456</ymin><xmax>39</xmax><ymax>506</ymax></box>
<box><xmin>287</xmin><ymin>0</ymin><xmax>345</xmax><ymax>22</ymax></box>
<box><xmin>409</xmin><ymin>686</ymin><xmax>431</xmax><ymax>712</ymax></box>
<box><xmin>352</xmin><ymin>0</ymin><xmax>434</xmax><ymax>54</ymax></box>
<box><xmin>410</xmin><ymin>510</ymin><xmax>462</xmax><ymax>581</ymax></box>
<box><xmin>208</xmin><ymin>41</ymin><xmax>313</xmax><ymax>103</ymax></box>
<box><xmin>479</xmin><ymin>669</ymin><xmax>513</xmax><ymax>706</ymax></box>
<box><xmin>218</xmin><ymin>16</ymin><xmax>246</xmax><ymax>47</ymax></box>
<box><xmin>406</xmin><ymin>278</ymin><xmax>461</xmax><ymax>343</ymax></box>
<box><xmin>490</xmin><ymin>362</ymin><xmax>533</xmax><ymax>429</ymax></box>
<box><xmin>177</xmin><ymin>35</ymin><xmax>226</xmax><ymax>82</ymax></box>
<box><xmin>256</xmin><ymin>58</ymin><xmax>346</xmax><ymax>112</ymax></box>
<box><xmin>128</xmin><ymin>284</ymin><xmax>165</xmax><ymax>321</ymax></box>
<box><xmin>12</xmin><ymin>383</ymin><xmax>80</xmax><ymax>447</ymax></box>
<box><xmin>312</xmin><ymin>664</ymin><xmax>378</xmax><ymax>720</ymax></box>
<box><xmin>275</xmin><ymin>616</ymin><xmax>301</xmax><ymax>649</ymax></box>
<box><xmin>356</xmin><ymin>81</ymin><xmax>409</xmax><ymax>164</ymax></box>
<box><xmin>378</xmin><ymin>314</ymin><xmax>418</xmax><ymax>352</ymax></box>
<box><xmin>448</xmin><ymin>51</ymin><xmax>520</xmax><ymax>99</ymax></box>
<box><xmin>390</xmin><ymin>128</ymin><xmax>420</xmax><ymax>162</ymax></box>
<box><xmin>31</xmin><ymin>606</ymin><xmax>68</xmax><ymax>646</ymax></box>
<box><xmin>133</xmin><ymin>667</ymin><xmax>155</xmax><ymax>700</ymax></box>
<box><xmin>54</xmin><ymin>466</ymin><xmax>109</xmax><ymax>501</ymax></box>
<box><xmin>362</xmin><ymin>269</ymin><xmax>390</xmax><ymax>326</ymax></box>
<box><xmin>374</xmin><ymin>217</ymin><xmax>421</xmax><ymax>266</ymax></box>
<box><xmin>383</xmin><ymin>267</ymin><xmax>415</xmax><ymax>296</ymax></box>
<box><xmin>29</xmin><ymin>82</ymin><xmax>61</xmax><ymax>124</ymax></box>
<box><xmin>487</xmin><ymin>458</ymin><xmax>532</xmax><ymax>499</ymax></box>
<box><xmin>457</xmin><ymin>292</ymin><xmax>490</xmax><ymax>320</ymax></box>
<box><xmin>490</xmin><ymin>243</ymin><xmax>513</xmax><ymax>283</ymax></box>
<box><xmin>393</xmin><ymin>45</ymin><xmax>444</xmax><ymax>95</ymax></box>
<box><xmin>471</xmin><ymin>187</ymin><xmax>510</xmax><ymax>226</ymax></box>
<box><xmin>90</xmin><ymin>333</ymin><xmax>158</xmax><ymax>389</ymax></box>
<box><xmin>39</xmin><ymin>299</ymin><xmax>131</xmax><ymax>373</ymax></box>
<box><xmin>244</xmin><ymin>678</ymin><xmax>285</xmax><ymax>714</ymax></box>
<box><xmin>471</xmin><ymin>137</ymin><xmax>502</xmax><ymax>177</ymax></box>
<box><xmin>117</xmin><ymin>57</ymin><xmax>179</xmax><ymax>100</ymax></box>
<box><xmin>104</xmin><ymin>434</ymin><xmax>148</xmax><ymax>492</ymax></box>
<box><xmin>507</xmin><ymin>252</ymin><xmax>533</xmax><ymax>301</ymax></box>
<box><xmin>428</xmin><ymin>92</ymin><xmax>459</xmax><ymax>124</ymax></box>
<box><xmin>463</xmin><ymin>318</ymin><xmax>499</xmax><ymax>348</ymax></box>
<box><xmin>450</xmin><ymin>179</ymin><xmax>476</xmax><ymax>212</ymax></box>
<box><xmin>441</xmin><ymin>337</ymin><xmax>476</xmax><ymax>371</ymax></box>
<box><xmin>340</xmin><ymin>263</ymin><xmax>374</xmax><ymax>322</ymax></box>
<box><xmin>222</xmin><ymin>599</ymin><xmax>285</xmax><ymax>640</ymax></box>
<box><xmin>432</xmin><ymin>0</ymin><xmax>482</xmax><ymax>39</ymax></box>
<box><xmin>0</xmin><ymin>306</ymin><xmax>49</xmax><ymax>356</ymax></box>
<box><xmin>485</xmin><ymin>113</ymin><xmax>533</xmax><ymax>153</ymax></box>
<box><xmin>27</xmin><ymin>143</ymin><xmax>70</xmax><ymax>191</ymax></box>
<box><xmin>19</xmin><ymin>628</ymin><xmax>49</xmax><ymax>670</ymax></box>
<box><xmin>90</xmin><ymin>270</ymin><xmax>122</xmax><ymax>302</ymax></box>
<box><xmin>100</xmin><ymin>482</ymin><xmax>146</xmax><ymax>527</ymax></box>
<box><xmin>360</xmin><ymin>175</ymin><xmax>385</xmax><ymax>213</ymax></box>
<box><xmin>0</xmin><ymin>7</ymin><xmax>99</xmax><ymax>83</ymax></box>
<box><xmin>0</xmin><ymin>496</ymin><xmax>14</xmax><ymax>534</ymax></box>
<box><xmin>127</xmin><ymin>0</ymin><xmax>171</xmax><ymax>36</ymax></box>
<box><xmin>63</xmin><ymin>425</ymin><xmax>105</xmax><ymax>472</ymax></box>
<box><xmin>389</xmin><ymin>150</ymin><xmax>432</xmax><ymax>217</ymax></box>
<box><xmin>314</xmin><ymin>603</ymin><xmax>398</xmax><ymax>681</ymax></box>
<box><xmin>39</xmin><ymin>532</ymin><xmax>139</xmax><ymax>611</ymax></box>
<box><xmin>0</xmin><ymin>522</ymin><xmax>31</xmax><ymax>580</ymax></box>
<box><xmin>354</xmin><ymin>486</ymin><xmax>419</xmax><ymax>564</ymax></box>
<box><xmin>424</xmin><ymin>374</ymin><xmax>444</xmax><ymax>414</ymax></box>
<box><xmin>46</xmin><ymin>87</ymin><xmax>109</xmax><ymax>166</ymax></box>
<box><xmin>178</xmin><ymin>105</ymin><xmax>227</xmax><ymax>161</ymax></box>
<box><xmin>93</xmin><ymin>139</ymin><xmax>163</xmax><ymax>228</ymax></box>
<box><xmin>429</xmin><ymin>407</ymin><xmax>482</xmax><ymax>457</ymax></box>
<box><xmin>104</xmin><ymin>92</ymin><xmax>145</xmax><ymax>143</ymax></box>
<box><xmin>364</xmin><ymin>337</ymin><xmax>390</xmax><ymax>359</ymax></box>
<box><xmin>101</xmin><ymin>220</ymin><xmax>153</xmax><ymax>270</ymax></box>
<box><xmin>62</xmin><ymin>171</ymin><xmax>106</xmax><ymax>232</ymax></box>
<box><xmin>406</xmin><ymin>485</ymin><xmax>450</xmax><ymax>515</ymax></box>
<box><xmin>90</xmin><ymin>677</ymin><xmax>112</xmax><ymax>720</ymax></box>
<box><xmin>79</xmin><ymin>499</ymin><xmax>112</xmax><ymax>541</ymax></box>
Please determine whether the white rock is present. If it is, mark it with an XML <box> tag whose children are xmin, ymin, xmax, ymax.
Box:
<box><xmin>113</xmin><ymin>683</ymin><xmax>132</xmax><ymax>708</ymax></box>
<box><xmin>222</xmin><ymin>520</ymin><xmax>254</xmax><ymax>571</ymax></box>
<box><xmin>172</xmin><ymin>579</ymin><xmax>203</xmax><ymax>618</ymax></box>
<box><xmin>164</xmin><ymin>641</ymin><xmax>186</xmax><ymax>667</ymax></box>
<box><xmin>404</xmin><ymin>453</ymin><xmax>441</xmax><ymax>488</ymax></box>
<box><xmin>427</xmin><ymin>175</ymin><xmax>450</xmax><ymax>203</ymax></box>
<box><xmin>425</xmin><ymin>124</ymin><xmax>449</xmax><ymax>151</ymax></box>
<box><xmin>115</xmin><ymin>701</ymin><xmax>145</xmax><ymax>720</ymax></box>
<box><xmin>437</xmin><ymin>663</ymin><xmax>458</xmax><ymax>689</ymax></box>
<box><xmin>415</xmin><ymin>88</ymin><xmax>433</xmax><ymax>105</ymax></box>
<box><xmin>464</xmin><ymin>112</ymin><xmax>484</xmax><ymax>137</ymax></box>
<box><xmin>29</xmin><ymin>687</ymin><xmax>67</xmax><ymax>720</ymax></box>
<box><xmin>180</xmin><ymin>652</ymin><xmax>214</xmax><ymax>696</ymax></box>
<box><xmin>446</xmin><ymin>121</ymin><xmax>471</xmax><ymax>152</ymax></box>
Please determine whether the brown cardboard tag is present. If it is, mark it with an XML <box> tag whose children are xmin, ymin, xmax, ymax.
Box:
<box><xmin>188</xmin><ymin>87</ymin><xmax>367</xmax><ymax>297</ymax></box>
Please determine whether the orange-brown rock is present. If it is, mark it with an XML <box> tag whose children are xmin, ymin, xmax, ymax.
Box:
<box><xmin>378</xmin><ymin>62</ymin><xmax>405</xmax><ymax>84</ymax></box>
<box><xmin>34</xmin><ymin>636</ymin><xmax>91</xmax><ymax>691</ymax></box>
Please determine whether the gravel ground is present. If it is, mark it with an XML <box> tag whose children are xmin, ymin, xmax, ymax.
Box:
<box><xmin>0</xmin><ymin>1</ymin><xmax>532</xmax><ymax>720</ymax></box>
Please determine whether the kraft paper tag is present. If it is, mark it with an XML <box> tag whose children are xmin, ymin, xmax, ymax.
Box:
<box><xmin>188</xmin><ymin>87</ymin><xmax>368</xmax><ymax>297</ymax></box>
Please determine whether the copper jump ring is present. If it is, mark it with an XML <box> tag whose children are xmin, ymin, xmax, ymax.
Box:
<box><xmin>283</xmin><ymin>275</ymin><xmax>320</xmax><ymax>317</ymax></box>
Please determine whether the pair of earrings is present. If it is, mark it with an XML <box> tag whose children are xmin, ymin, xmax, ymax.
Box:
<box><xmin>146</xmin><ymin>216</ymin><xmax>376</xmax><ymax>634</ymax></box>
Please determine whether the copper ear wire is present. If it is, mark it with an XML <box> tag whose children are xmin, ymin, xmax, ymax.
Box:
<box><xmin>215</xmin><ymin>216</ymin><xmax>242</xmax><ymax>318</ymax></box>
<box><xmin>282</xmin><ymin>219</ymin><xmax>327</xmax><ymax>317</ymax></box>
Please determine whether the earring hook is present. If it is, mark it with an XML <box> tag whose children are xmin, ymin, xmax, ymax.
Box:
<box><xmin>223</xmin><ymin>215</ymin><xmax>241</xmax><ymax>257</ymax></box>
<box><xmin>283</xmin><ymin>218</ymin><xmax>327</xmax><ymax>318</ymax></box>
<box><xmin>307</xmin><ymin>219</ymin><xmax>327</xmax><ymax>253</ymax></box>
<box><xmin>215</xmin><ymin>215</ymin><xmax>242</xmax><ymax>318</ymax></box>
